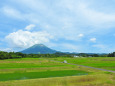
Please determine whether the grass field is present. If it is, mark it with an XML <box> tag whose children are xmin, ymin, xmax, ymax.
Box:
<box><xmin>51</xmin><ymin>57</ymin><xmax>115</xmax><ymax>71</ymax></box>
<box><xmin>0</xmin><ymin>58</ymin><xmax>115</xmax><ymax>86</ymax></box>
<box><xmin>0</xmin><ymin>70</ymin><xmax>88</xmax><ymax>81</ymax></box>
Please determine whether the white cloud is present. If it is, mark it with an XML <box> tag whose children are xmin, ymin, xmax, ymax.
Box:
<box><xmin>25</xmin><ymin>24</ymin><xmax>36</xmax><ymax>30</ymax></box>
<box><xmin>5</xmin><ymin>29</ymin><xmax>53</xmax><ymax>48</ymax></box>
<box><xmin>90</xmin><ymin>38</ymin><xmax>96</xmax><ymax>42</ymax></box>
<box><xmin>78</xmin><ymin>34</ymin><xmax>84</xmax><ymax>38</ymax></box>
<box><xmin>1</xmin><ymin>6</ymin><xmax>40</xmax><ymax>23</ymax></box>
<box><xmin>2</xmin><ymin>6</ymin><xmax>23</xmax><ymax>20</ymax></box>
<box><xmin>2</xmin><ymin>1</ymin><xmax>115</xmax><ymax>39</ymax></box>
<box><xmin>78</xmin><ymin>2</ymin><xmax>115</xmax><ymax>27</ymax></box>
<box><xmin>0</xmin><ymin>48</ymin><xmax>13</xmax><ymax>52</ymax></box>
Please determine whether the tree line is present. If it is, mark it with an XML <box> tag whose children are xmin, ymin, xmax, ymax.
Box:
<box><xmin>0</xmin><ymin>51</ymin><xmax>115</xmax><ymax>60</ymax></box>
<box><xmin>0</xmin><ymin>51</ymin><xmax>63</xmax><ymax>60</ymax></box>
<box><xmin>108</xmin><ymin>52</ymin><xmax>115</xmax><ymax>57</ymax></box>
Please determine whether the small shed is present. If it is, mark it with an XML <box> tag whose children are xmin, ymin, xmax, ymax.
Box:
<box><xmin>63</xmin><ymin>60</ymin><xmax>67</xmax><ymax>63</ymax></box>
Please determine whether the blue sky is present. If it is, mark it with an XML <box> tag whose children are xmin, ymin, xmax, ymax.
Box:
<box><xmin>0</xmin><ymin>0</ymin><xmax>115</xmax><ymax>53</ymax></box>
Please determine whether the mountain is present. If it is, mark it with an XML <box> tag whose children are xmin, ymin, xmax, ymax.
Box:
<box><xmin>20</xmin><ymin>44</ymin><xmax>58</xmax><ymax>54</ymax></box>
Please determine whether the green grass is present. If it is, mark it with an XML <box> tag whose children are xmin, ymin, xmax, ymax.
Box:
<box><xmin>0</xmin><ymin>58</ymin><xmax>115</xmax><ymax>86</ymax></box>
<box><xmin>0</xmin><ymin>73</ymin><xmax>115</xmax><ymax>86</ymax></box>
<box><xmin>0</xmin><ymin>58</ymin><xmax>70</xmax><ymax>69</ymax></box>
<box><xmin>0</xmin><ymin>63</ymin><xmax>67</xmax><ymax>69</ymax></box>
<box><xmin>0</xmin><ymin>70</ymin><xmax>88</xmax><ymax>81</ymax></box>
<box><xmin>51</xmin><ymin>57</ymin><xmax>115</xmax><ymax>71</ymax></box>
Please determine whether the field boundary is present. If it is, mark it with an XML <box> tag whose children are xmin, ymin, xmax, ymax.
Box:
<box><xmin>50</xmin><ymin>60</ymin><xmax>115</xmax><ymax>73</ymax></box>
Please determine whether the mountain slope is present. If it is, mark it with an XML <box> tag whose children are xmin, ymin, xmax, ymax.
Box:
<box><xmin>20</xmin><ymin>44</ymin><xmax>58</xmax><ymax>54</ymax></box>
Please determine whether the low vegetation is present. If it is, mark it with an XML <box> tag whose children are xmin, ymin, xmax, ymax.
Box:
<box><xmin>0</xmin><ymin>70</ymin><xmax>88</xmax><ymax>81</ymax></box>
<box><xmin>51</xmin><ymin>57</ymin><xmax>115</xmax><ymax>71</ymax></box>
<box><xmin>0</xmin><ymin>51</ymin><xmax>115</xmax><ymax>86</ymax></box>
<box><xmin>0</xmin><ymin>58</ymin><xmax>115</xmax><ymax>86</ymax></box>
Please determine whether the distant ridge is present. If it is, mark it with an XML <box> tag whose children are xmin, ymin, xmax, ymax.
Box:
<box><xmin>20</xmin><ymin>44</ymin><xmax>107</xmax><ymax>55</ymax></box>
<box><xmin>20</xmin><ymin>44</ymin><xmax>58</xmax><ymax>54</ymax></box>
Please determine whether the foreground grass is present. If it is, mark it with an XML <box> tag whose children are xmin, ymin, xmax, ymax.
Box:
<box><xmin>0</xmin><ymin>73</ymin><xmax>115</xmax><ymax>86</ymax></box>
<box><xmin>0</xmin><ymin>58</ymin><xmax>115</xmax><ymax>86</ymax></box>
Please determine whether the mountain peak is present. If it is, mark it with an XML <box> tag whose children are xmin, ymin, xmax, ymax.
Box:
<box><xmin>33</xmin><ymin>44</ymin><xmax>46</xmax><ymax>47</ymax></box>
<box><xmin>20</xmin><ymin>44</ymin><xmax>58</xmax><ymax>54</ymax></box>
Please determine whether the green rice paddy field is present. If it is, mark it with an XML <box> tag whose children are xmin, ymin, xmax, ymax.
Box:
<box><xmin>0</xmin><ymin>57</ymin><xmax>115</xmax><ymax>86</ymax></box>
<box><xmin>52</xmin><ymin>57</ymin><xmax>115</xmax><ymax>71</ymax></box>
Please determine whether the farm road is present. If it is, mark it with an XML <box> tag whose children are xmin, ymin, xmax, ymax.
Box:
<box><xmin>50</xmin><ymin>60</ymin><xmax>115</xmax><ymax>73</ymax></box>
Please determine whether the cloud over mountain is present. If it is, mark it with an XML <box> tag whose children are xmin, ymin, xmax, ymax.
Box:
<box><xmin>5</xmin><ymin>28</ymin><xmax>53</xmax><ymax>49</ymax></box>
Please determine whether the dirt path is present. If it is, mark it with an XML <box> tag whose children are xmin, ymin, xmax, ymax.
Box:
<box><xmin>50</xmin><ymin>60</ymin><xmax>115</xmax><ymax>73</ymax></box>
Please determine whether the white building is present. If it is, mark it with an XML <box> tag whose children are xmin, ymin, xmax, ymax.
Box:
<box><xmin>73</xmin><ymin>55</ymin><xmax>79</xmax><ymax>58</ymax></box>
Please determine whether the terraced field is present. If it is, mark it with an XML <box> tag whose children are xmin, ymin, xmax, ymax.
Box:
<box><xmin>0</xmin><ymin>58</ymin><xmax>115</xmax><ymax>86</ymax></box>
